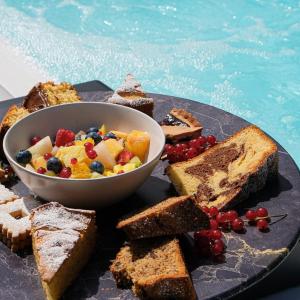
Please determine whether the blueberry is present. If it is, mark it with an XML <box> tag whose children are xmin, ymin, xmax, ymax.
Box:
<box><xmin>86</xmin><ymin>127</ymin><xmax>99</xmax><ymax>134</ymax></box>
<box><xmin>86</xmin><ymin>132</ymin><xmax>102</xmax><ymax>145</ymax></box>
<box><xmin>105</xmin><ymin>132</ymin><xmax>117</xmax><ymax>139</ymax></box>
<box><xmin>47</xmin><ymin>157</ymin><xmax>63</xmax><ymax>174</ymax></box>
<box><xmin>16</xmin><ymin>150</ymin><xmax>32</xmax><ymax>164</ymax></box>
<box><xmin>90</xmin><ymin>161</ymin><xmax>104</xmax><ymax>174</ymax></box>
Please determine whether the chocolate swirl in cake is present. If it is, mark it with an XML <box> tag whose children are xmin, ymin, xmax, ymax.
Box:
<box><xmin>160</xmin><ymin>113</ymin><xmax>189</xmax><ymax>127</ymax></box>
<box><xmin>23</xmin><ymin>84</ymin><xmax>50</xmax><ymax>112</ymax></box>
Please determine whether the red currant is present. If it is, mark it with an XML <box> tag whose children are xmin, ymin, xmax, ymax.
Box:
<box><xmin>189</xmin><ymin>139</ymin><xmax>201</xmax><ymax>149</ymax></box>
<box><xmin>207</xmin><ymin>135</ymin><xmax>216</xmax><ymax>146</ymax></box>
<box><xmin>65</xmin><ymin>141</ymin><xmax>75</xmax><ymax>147</ymax></box>
<box><xmin>70</xmin><ymin>158</ymin><xmax>77</xmax><ymax>165</ymax></box>
<box><xmin>210</xmin><ymin>230</ymin><xmax>222</xmax><ymax>240</ymax></box>
<box><xmin>216</xmin><ymin>212</ymin><xmax>226</xmax><ymax>224</ymax></box>
<box><xmin>225</xmin><ymin>210</ymin><xmax>238</xmax><ymax>222</ymax></box>
<box><xmin>210</xmin><ymin>219</ymin><xmax>219</xmax><ymax>230</ymax></box>
<box><xmin>211</xmin><ymin>239</ymin><xmax>224</xmax><ymax>256</ymax></box>
<box><xmin>87</xmin><ymin>149</ymin><xmax>97</xmax><ymax>159</ymax></box>
<box><xmin>59</xmin><ymin>167</ymin><xmax>72</xmax><ymax>178</ymax></box>
<box><xmin>98</xmin><ymin>131</ymin><xmax>103</xmax><ymax>135</ymax></box>
<box><xmin>209</xmin><ymin>206</ymin><xmax>219</xmax><ymax>218</ymax></box>
<box><xmin>84</xmin><ymin>142</ymin><xmax>94</xmax><ymax>151</ymax></box>
<box><xmin>197</xmin><ymin>136</ymin><xmax>206</xmax><ymax>146</ymax></box>
<box><xmin>198</xmin><ymin>146</ymin><xmax>205</xmax><ymax>154</ymax></box>
<box><xmin>186</xmin><ymin>147</ymin><xmax>198</xmax><ymax>159</ymax></box>
<box><xmin>117</xmin><ymin>170</ymin><xmax>124</xmax><ymax>174</ymax></box>
<box><xmin>257</xmin><ymin>219</ymin><xmax>269</xmax><ymax>231</ymax></box>
<box><xmin>4</xmin><ymin>166</ymin><xmax>13</xmax><ymax>175</ymax></box>
<box><xmin>175</xmin><ymin>143</ymin><xmax>188</xmax><ymax>151</ymax></box>
<box><xmin>245</xmin><ymin>209</ymin><xmax>257</xmax><ymax>221</ymax></box>
<box><xmin>164</xmin><ymin>144</ymin><xmax>173</xmax><ymax>153</ymax></box>
<box><xmin>43</xmin><ymin>153</ymin><xmax>53</xmax><ymax>161</ymax></box>
<box><xmin>194</xmin><ymin>230</ymin><xmax>211</xmax><ymax>239</ymax></box>
<box><xmin>256</xmin><ymin>207</ymin><xmax>268</xmax><ymax>218</ymax></box>
<box><xmin>231</xmin><ymin>218</ymin><xmax>244</xmax><ymax>231</ymax></box>
<box><xmin>31</xmin><ymin>136</ymin><xmax>41</xmax><ymax>146</ymax></box>
<box><xmin>37</xmin><ymin>167</ymin><xmax>46</xmax><ymax>174</ymax></box>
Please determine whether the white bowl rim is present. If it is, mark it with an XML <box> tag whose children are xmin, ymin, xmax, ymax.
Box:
<box><xmin>3</xmin><ymin>102</ymin><xmax>165</xmax><ymax>182</ymax></box>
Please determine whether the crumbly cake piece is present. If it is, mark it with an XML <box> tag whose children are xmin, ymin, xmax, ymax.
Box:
<box><xmin>30</xmin><ymin>202</ymin><xmax>96</xmax><ymax>300</ymax></box>
<box><xmin>0</xmin><ymin>105</ymin><xmax>29</xmax><ymax>135</ymax></box>
<box><xmin>107</xmin><ymin>74</ymin><xmax>154</xmax><ymax>117</ymax></box>
<box><xmin>23</xmin><ymin>81</ymin><xmax>80</xmax><ymax>112</ymax></box>
<box><xmin>160</xmin><ymin>108</ymin><xmax>202</xmax><ymax>142</ymax></box>
<box><xmin>110</xmin><ymin>238</ymin><xmax>196</xmax><ymax>300</ymax></box>
<box><xmin>167</xmin><ymin>126</ymin><xmax>278</xmax><ymax>210</ymax></box>
<box><xmin>117</xmin><ymin>195</ymin><xmax>209</xmax><ymax>240</ymax></box>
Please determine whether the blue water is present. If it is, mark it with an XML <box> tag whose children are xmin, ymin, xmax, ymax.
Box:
<box><xmin>0</xmin><ymin>0</ymin><xmax>299</xmax><ymax>166</ymax></box>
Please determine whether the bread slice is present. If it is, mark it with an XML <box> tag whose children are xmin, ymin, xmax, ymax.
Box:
<box><xmin>167</xmin><ymin>125</ymin><xmax>278</xmax><ymax>210</ymax></box>
<box><xmin>30</xmin><ymin>202</ymin><xmax>96</xmax><ymax>300</ymax></box>
<box><xmin>117</xmin><ymin>195</ymin><xmax>209</xmax><ymax>239</ymax></box>
<box><xmin>110</xmin><ymin>238</ymin><xmax>196</xmax><ymax>300</ymax></box>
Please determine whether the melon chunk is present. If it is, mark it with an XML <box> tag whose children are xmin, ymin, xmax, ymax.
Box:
<box><xmin>93</xmin><ymin>141</ymin><xmax>116</xmax><ymax>169</ymax></box>
<box><xmin>27</xmin><ymin>136</ymin><xmax>52</xmax><ymax>159</ymax></box>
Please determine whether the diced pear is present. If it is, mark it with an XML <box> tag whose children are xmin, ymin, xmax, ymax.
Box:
<box><xmin>123</xmin><ymin>163</ymin><xmax>137</xmax><ymax>172</ymax></box>
<box><xmin>129</xmin><ymin>156</ymin><xmax>142</xmax><ymax>168</ymax></box>
<box><xmin>104</xmin><ymin>139</ymin><xmax>124</xmax><ymax>159</ymax></box>
<box><xmin>45</xmin><ymin>170</ymin><xmax>56</xmax><ymax>177</ymax></box>
<box><xmin>103</xmin><ymin>170</ymin><xmax>115</xmax><ymax>177</ymax></box>
<box><xmin>25</xmin><ymin>164</ymin><xmax>36</xmax><ymax>172</ymax></box>
<box><xmin>93</xmin><ymin>141</ymin><xmax>116</xmax><ymax>169</ymax></box>
<box><xmin>125</xmin><ymin>130</ymin><xmax>150</xmax><ymax>162</ymax></box>
<box><xmin>27</xmin><ymin>136</ymin><xmax>52</xmax><ymax>159</ymax></box>
<box><xmin>91</xmin><ymin>172</ymin><xmax>104</xmax><ymax>179</ymax></box>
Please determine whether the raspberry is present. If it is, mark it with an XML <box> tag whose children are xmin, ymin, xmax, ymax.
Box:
<box><xmin>55</xmin><ymin>129</ymin><xmax>75</xmax><ymax>147</ymax></box>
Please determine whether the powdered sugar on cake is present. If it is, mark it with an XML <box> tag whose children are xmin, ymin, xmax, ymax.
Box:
<box><xmin>116</xmin><ymin>74</ymin><xmax>145</xmax><ymax>94</ymax></box>
<box><xmin>34</xmin><ymin>229</ymin><xmax>80</xmax><ymax>279</ymax></box>
<box><xmin>0</xmin><ymin>183</ymin><xmax>17</xmax><ymax>204</ymax></box>
<box><xmin>31</xmin><ymin>202</ymin><xmax>92</xmax><ymax>232</ymax></box>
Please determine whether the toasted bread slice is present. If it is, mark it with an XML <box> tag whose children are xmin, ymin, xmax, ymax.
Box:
<box><xmin>167</xmin><ymin>125</ymin><xmax>278</xmax><ymax>210</ymax></box>
<box><xmin>110</xmin><ymin>238</ymin><xmax>196</xmax><ymax>300</ymax></box>
<box><xmin>30</xmin><ymin>202</ymin><xmax>96</xmax><ymax>300</ymax></box>
<box><xmin>117</xmin><ymin>195</ymin><xmax>209</xmax><ymax>239</ymax></box>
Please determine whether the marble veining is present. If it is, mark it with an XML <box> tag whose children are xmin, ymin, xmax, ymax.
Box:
<box><xmin>0</xmin><ymin>81</ymin><xmax>299</xmax><ymax>300</ymax></box>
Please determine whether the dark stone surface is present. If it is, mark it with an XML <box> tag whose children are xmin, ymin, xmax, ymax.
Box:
<box><xmin>0</xmin><ymin>80</ymin><xmax>299</xmax><ymax>300</ymax></box>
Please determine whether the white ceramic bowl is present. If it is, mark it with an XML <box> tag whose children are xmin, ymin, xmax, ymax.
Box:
<box><xmin>4</xmin><ymin>102</ymin><xmax>165</xmax><ymax>208</ymax></box>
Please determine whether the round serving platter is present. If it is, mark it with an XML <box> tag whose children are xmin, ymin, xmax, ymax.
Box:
<box><xmin>0</xmin><ymin>80</ymin><xmax>299</xmax><ymax>300</ymax></box>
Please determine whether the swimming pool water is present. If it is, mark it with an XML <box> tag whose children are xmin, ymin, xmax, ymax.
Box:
<box><xmin>0</xmin><ymin>0</ymin><xmax>299</xmax><ymax>166</ymax></box>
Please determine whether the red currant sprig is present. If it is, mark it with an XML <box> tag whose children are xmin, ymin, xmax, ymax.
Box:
<box><xmin>162</xmin><ymin>135</ymin><xmax>217</xmax><ymax>163</ymax></box>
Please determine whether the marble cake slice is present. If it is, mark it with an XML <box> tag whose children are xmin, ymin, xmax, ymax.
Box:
<box><xmin>116</xmin><ymin>195</ymin><xmax>209</xmax><ymax>239</ymax></box>
<box><xmin>110</xmin><ymin>238</ymin><xmax>196</xmax><ymax>300</ymax></box>
<box><xmin>166</xmin><ymin>125</ymin><xmax>278</xmax><ymax>210</ymax></box>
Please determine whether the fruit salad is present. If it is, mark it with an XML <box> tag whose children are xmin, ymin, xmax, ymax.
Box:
<box><xmin>15</xmin><ymin>125</ymin><xmax>150</xmax><ymax>179</ymax></box>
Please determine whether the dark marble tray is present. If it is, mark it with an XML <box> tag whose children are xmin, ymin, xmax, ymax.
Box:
<box><xmin>0</xmin><ymin>80</ymin><xmax>299</xmax><ymax>300</ymax></box>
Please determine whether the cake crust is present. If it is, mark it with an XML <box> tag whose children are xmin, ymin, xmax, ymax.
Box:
<box><xmin>117</xmin><ymin>195</ymin><xmax>209</xmax><ymax>239</ymax></box>
<box><xmin>167</xmin><ymin>125</ymin><xmax>278</xmax><ymax>210</ymax></box>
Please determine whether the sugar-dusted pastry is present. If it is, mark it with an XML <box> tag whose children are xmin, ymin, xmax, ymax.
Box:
<box><xmin>107</xmin><ymin>74</ymin><xmax>154</xmax><ymax>117</ymax></box>
<box><xmin>167</xmin><ymin>125</ymin><xmax>278</xmax><ymax>210</ymax></box>
<box><xmin>110</xmin><ymin>238</ymin><xmax>196</xmax><ymax>300</ymax></box>
<box><xmin>30</xmin><ymin>202</ymin><xmax>96</xmax><ymax>300</ymax></box>
<box><xmin>160</xmin><ymin>108</ymin><xmax>202</xmax><ymax>142</ymax></box>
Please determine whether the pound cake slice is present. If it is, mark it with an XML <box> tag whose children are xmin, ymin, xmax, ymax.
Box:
<box><xmin>23</xmin><ymin>81</ymin><xmax>80</xmax><ymax>112</ymax></box>
<box><xmin>160</xmin><ymin>108</ymin><xmax>203</xmax><ymax>142</ymax></box>
<box><xmin>117</xmin><ymin>195</ymin><xmax>209</xmax><ymax>239</ymax></box>
<box><xmin>107</xmin><ymin>74</ymin><xmax>154</xmax><ymax>117</ymax></box>
<box><xmin>110</xmin><ymin>238</ymin><xmax>196</xmax><ymax>300</ymax></box>
<box><xmin>167</xmin><ymin>126</ymin><xmax>278</xmax><ymax>210</ymax></box>
<box><xmin>30</xmin><ymin>202</ymin><xmax>96</xmax><ymax>300</ymax></box>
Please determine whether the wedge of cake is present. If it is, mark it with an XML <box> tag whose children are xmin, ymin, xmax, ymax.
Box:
<box><xmin>107</xmin><ymin>74</ymin><xmax>154</xmax><ymax>117</ymax></box>
<box><xmin>117</xmin><ymin>195</ymin><xmax>209</xmax><ymax>239</ymax></box>
<box><xmin>167</xmin><ymin>126</ymin><xmax>278</xmax><ymax>210</ymax></box>
<box><xmin>160</xmin><ymin>108</ymin><xmax>203</xmax><ymax>142</ymax></box>
<box><xmin>23</xmin><ymin>81</ymin><xmax>80</xmax><ymax>112</ymax></box>
<box><xmin>110</xmin><ymin>238</ymin><xmax>196</xmax><ymax>300</ymax></box>
<box><xmin>30</xmin><ymin>202</ymin><xmax>96</xmax><ymax>300</ymax></box>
